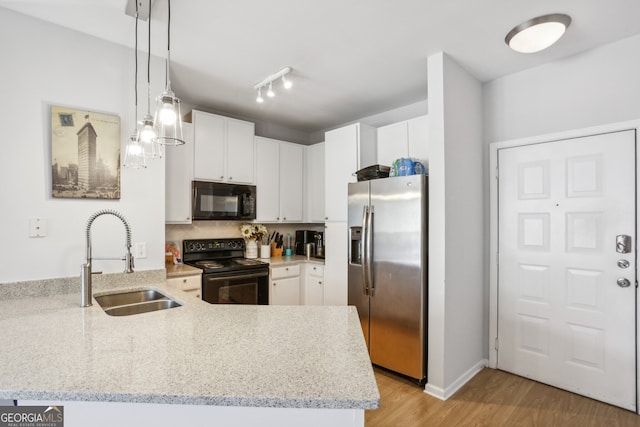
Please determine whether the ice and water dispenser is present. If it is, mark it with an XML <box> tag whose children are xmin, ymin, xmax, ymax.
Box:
<box><xmin>350</xmin><ymin>226</ymin><xmax>362</xmax><ymax>265</ymax></box>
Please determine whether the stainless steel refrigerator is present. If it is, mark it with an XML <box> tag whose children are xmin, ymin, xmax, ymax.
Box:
<box><xmin>348</xmin><ymin>174</ymin><xmax>427</xmax><ymax>382</ymax></box>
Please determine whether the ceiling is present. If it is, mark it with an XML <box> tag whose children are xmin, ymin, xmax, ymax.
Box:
<box><xmin>2</xmin><ymin>0</ymin><xmax>640</xmax><ymax>136</ymax></box>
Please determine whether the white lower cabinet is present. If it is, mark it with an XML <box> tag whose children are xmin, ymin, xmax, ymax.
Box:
<box><xmin>270</xmin><ymin>264</ymin><xmax>301</xmax><ymax>305</ymax></box>
<box><xmin>303</xmin><ymin>264</ymin><xmax>324</xmax><ymax>305</ymax></box>
<box><xmin>167</xmin><ymin>274</ymin><xmax>202</xmax><ymax>299</ymax></box>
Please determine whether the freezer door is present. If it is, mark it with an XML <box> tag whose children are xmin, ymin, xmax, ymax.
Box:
<box><xmin>348</xmin><ymin>181</ymin><xmax>371</xmax><ymax>348</ymax></box>
<box><xmin>369</xmin><ymin>175</ymin><xmax>427</xmax><ymax>381</ymax></box>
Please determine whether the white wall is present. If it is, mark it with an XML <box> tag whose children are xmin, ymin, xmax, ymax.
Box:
<box><xmin>426</xmin><ymin>53</ymin><xmax>485</xmax><ymax>398</ymax></box>
<box><xmin>0</xmin><ymin>8</ymin><xmax>167</xmax><ymax>283</ymax></box>
<box><xmin>482</xmin><ymin>33</ymin><xmax>640</xmax><ymax>363</ymax></box>
<box><xmin>484</xmin><ymin>34</ymin><xmax>640</xmax><ymax>144</ymax></box>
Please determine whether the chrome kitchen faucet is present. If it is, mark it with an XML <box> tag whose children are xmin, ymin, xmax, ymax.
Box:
<box><xmin>80</xmin><ymin>209</ymin><xmax>134</xmax><ymax>307</ymax></box>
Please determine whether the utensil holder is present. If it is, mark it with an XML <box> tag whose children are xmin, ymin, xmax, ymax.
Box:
<box><xmin>271</xmin><ymin>242</ymin><xmax>283</xmax><ymax>257</ymax></box>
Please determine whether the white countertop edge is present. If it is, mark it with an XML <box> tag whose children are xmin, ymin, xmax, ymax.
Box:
<box><xmin>3</xmin><ymin>390</ymin><xmax>379</xmax><ymax>410</ymax></box>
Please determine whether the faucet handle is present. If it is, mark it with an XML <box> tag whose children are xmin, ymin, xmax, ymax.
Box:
<box><xmin>125</xmin><ymin>252</ymin><xmax>135</xmax><ymax>273</ymax></box>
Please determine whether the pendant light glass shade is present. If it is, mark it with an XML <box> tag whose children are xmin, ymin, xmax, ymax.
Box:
<box><xmin>153</xmin><ymin>88</ymin><xmax>185</xmax><ymax>145</ymax></box>
<box><xmin>123</xmin><ymin>132</ymin><xmax>147</xmax><ymax>168</ymax></box>
<box><xmin>139</xmin><ymin>112</ymin><xmax>163</xmax><ymax>158</ymax></box>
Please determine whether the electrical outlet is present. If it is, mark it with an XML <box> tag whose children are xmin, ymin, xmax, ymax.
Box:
<box><xmin>29</xmin><ymin>218</ymin><xmax>48</xmax><ymax>237</ymax></box>
<box><xmin>135</xmin><ymin>242</ymin><xmax>147</xmax><ymax>259</ymax></box>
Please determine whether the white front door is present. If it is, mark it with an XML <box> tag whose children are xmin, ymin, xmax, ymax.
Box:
<box><xmin>497</xmin><ymin>130</ymin><xmax>636</xmax><ymax>411</ymax></box>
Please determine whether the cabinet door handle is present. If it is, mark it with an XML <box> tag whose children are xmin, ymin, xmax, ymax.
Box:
<box><xmin>220</xmin><ymin>175</ymin><xmax>224</xmax><ymax>179</ymax></box>
<box><xmin>229</xmin><ymin>177</ymin><xmax>233</xmax><ymax>180</ymax></box>
<box><xmin>273</xmin><ymin>282</ymin><xmax>277</xmax><ymax>286</ymax></box>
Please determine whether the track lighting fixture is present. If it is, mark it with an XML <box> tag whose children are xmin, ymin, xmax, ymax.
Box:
<box><xmin>253</xmin><ymin>66</ymin><xmax>293</xmax><ymax>103</ymax></box>
<box><xmin>282</xmin><ymin>75</ymin><xmax>292</xmax><ymax>90</ymax></box>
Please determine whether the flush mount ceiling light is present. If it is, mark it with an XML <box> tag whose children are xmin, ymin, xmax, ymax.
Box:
<box><xmin>253</xmin><ymin>66</ymin><xmax>293</xmax><ymax>103</ymax></box>
<box><xmin>505</xmin><ymin>13</ymin><xmax>571</xmax><ymax>53</ymax></box>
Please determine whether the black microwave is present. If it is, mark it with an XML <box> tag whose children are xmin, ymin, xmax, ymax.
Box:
<box><xmin>192</xmin><ymin>181</ymin><xmax>256</xmax><ymax>220</ymax></box>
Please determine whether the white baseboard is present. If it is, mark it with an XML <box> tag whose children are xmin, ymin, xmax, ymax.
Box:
<box><xmin>424</xmin><ymin>359</ymin><xmax>488</xmax><ymax>400</ymax></box>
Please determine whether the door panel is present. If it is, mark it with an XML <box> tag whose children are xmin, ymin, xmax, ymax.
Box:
<box><xmin>369</xmin><ymin>175</ymin><xmax>427</xmax><ymax>380</ymax></box>
<box><xmin>497</xmin><ymin>130</ymin><xmax>636</xmax><ymax>411</ymax></box>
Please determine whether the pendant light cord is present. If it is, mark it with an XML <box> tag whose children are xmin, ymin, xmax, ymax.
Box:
<box><xmin>165</xmin><ymin>0</ymin><xmax>171</xmax><ymax>88</ymax></box>
<box><xmin>134</xmin><ymin>2</ymin><xmax>138</xmax><ymax>124</ymax></box>
<box><xmin>147</xmin><ymin>0</ymin><xmax>151</xmax><ymax>113</ymax></box>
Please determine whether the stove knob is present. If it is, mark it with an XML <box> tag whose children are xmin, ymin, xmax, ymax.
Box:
<box><xmin>188</xmin><ymin>243</ymin><xmax>196</xmax><ymax>252</ymax></box>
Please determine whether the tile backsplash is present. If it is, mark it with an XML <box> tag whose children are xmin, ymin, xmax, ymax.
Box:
<box><xmin>166</xmin><ymin>222</ymin><xmax>324</xmax><ymax>248</ymax></box>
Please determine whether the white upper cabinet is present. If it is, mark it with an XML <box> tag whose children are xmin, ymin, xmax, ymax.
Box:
<box><xmin>226</xmin><ymin>119</ymin><xmax>256</xmax><ymax>183</ymax></box>
<box><xmin>165</xmin><ymin>122</ymin><xmax>194</xmax><ymax>224</ymax></box>
<box><xmin>376</xmin><ymin>115</ymin><xmax>428</xmax><ymax>167</ymax></box>
<box><xmin>192</xmin><ymin>110</ymin><xmax>255</xmax><ymax>184</ymax></box>
<box><xmin>324</xmin><ymin>123</ymin><xmax>376</xmax><ymax>222</ymax></box>
<box><xmin>279</xmin><ymin>142</ymin><xmax>304</xmax><ymax>222</ymax></box>
<box><xmin>304</xmin><ymin>142</ymin><xmax>325</xmax><ymax>223</ymax></box>
<box><xmin>255</xmin><ymin>137</ymin><xmax>303</xmax><ymax>223</ymax></box>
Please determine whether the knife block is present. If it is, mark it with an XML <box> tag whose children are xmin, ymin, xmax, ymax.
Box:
<box><xmin>271</xmin><ymin>242</ymin><xmax>283</xmax><ymax>257</ymax></box>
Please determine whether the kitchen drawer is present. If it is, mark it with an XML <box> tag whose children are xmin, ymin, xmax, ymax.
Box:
<box><xmin>271</xmin><ymin>264</ymin><xmax>300</xmax><ymax>279</ymax></box>
<box><xmin>167</xmin><ymin>275</ymin><xmax>202</xmax><ymax>299</ymax></box>
<box><xmin>307</xmin><ymin>264</ymin><xmax>324</xmax><ymax>278</ymax></box>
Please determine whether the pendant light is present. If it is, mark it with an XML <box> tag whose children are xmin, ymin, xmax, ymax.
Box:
<box><xmin>139</xmin><ymin>0</ymin><xmax>161</xmax><ymax>159</ymax></box>
<box><xmin>153</xmin><ymin>0</ymin><xmax>185</xmax><ymax>146</ymax></box>
<box><xmin>123</xmin><ymin>2</ymin><xmax>147</xmax><ymax>169</ymax></box>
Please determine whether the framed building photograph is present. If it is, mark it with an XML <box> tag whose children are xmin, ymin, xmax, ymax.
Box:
<box><xmin>51</xmin><ymin>105</ymin><xmax>121</xmax><ymax>199</ymax></box>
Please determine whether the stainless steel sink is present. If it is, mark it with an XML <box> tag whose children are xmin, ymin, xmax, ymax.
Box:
<box><xmin>95</xmin><ymin>288</ymin><xmax>182</xmax><ymax>316</ymax></box>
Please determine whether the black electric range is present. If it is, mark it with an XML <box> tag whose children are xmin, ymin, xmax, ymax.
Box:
<box><xmin>182</xmin><ymin>238</ymin><xmax>269</xmax><ymax>304</ymax></box>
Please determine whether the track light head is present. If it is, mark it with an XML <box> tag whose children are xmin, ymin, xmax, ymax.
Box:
<box><xmin>267</xmin><ymin>81</ymin><xmax>275</xmax><ymax>97</ymax></box>
<box><xmin>256</xmin><ymin>87</ymin><xmax>264</xmax><ymax>103</ymax></box>
<box><xmin>282</xmin><ymin>75</ymin><xmax>292</xmax><ymax>90</ymax></box>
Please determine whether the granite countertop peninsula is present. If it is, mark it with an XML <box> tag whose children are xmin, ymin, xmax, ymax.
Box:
<box><xmin>0</xmin><ymin>270</ymin><xmax>378</xmax><ymax>410</ymax></box>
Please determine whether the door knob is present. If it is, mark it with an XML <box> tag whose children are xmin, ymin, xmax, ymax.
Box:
<box><xmin>617</xmin><ymin>278</ymin><xmax>631</xmax><ymax>288</ymax></box>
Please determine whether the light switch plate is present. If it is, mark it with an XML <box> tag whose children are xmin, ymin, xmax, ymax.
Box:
<box><xmin>29</xmin><ymin>218</ymin><xmax>47</xmax><ymax>237</ymax></box>
<box><xmin>135</xmin><ymin>242</ymin><xmax>147</xmax><ymax>259</ymax></box>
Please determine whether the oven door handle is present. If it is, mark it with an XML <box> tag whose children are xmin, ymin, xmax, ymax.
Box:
<box><xmin>204</xmin><ymin>270</ymin><xmax>269</xmax><ymax>281</ymax></box>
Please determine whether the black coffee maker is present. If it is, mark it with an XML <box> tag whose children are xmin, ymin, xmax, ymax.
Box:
<box><xmin>295</xmin><ymin>230</ymin><xmax>316</xmax><ymax>255</ymax></box>
<box><xmin>313</xmin><ymin>231</ymin><xmax>324</xmax><ymax>258</ymax></box>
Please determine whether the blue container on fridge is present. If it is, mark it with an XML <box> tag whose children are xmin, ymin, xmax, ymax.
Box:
<box><xmin>391</xmin><ymin>158</ymin><xmax>426</xmax><ymax>176</ymax></box>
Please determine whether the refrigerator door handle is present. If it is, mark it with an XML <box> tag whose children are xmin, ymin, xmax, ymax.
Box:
<box><xmin>361</xmin><ymin>205</ymin><xmax>370</xmax><ymax>296</ymax></box>
<box><xmin>365</xmin><ymin>205</ymin><xmax>374</xmax><ymax>296</ymax></box>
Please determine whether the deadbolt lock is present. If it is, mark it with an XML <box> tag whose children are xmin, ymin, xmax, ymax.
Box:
<box><xmin>616</xmin><ymin>235</ymin><xmax>632</xmax><ymax>254</ymax></box>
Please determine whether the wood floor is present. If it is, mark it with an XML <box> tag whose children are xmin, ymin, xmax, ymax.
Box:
<box><xmin>365</xmin><ymin>367</ymin><xmax>639</xmax><ymax>426</ymax></box>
